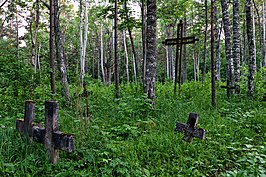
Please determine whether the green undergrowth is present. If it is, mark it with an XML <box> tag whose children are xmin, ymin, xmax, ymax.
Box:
<box><xmin>1</xmin><ymin>69</ymin><xmax>266</xmax><ymax>176</ymax></box>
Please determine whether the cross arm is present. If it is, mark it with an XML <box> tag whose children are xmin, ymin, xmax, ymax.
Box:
<box><xmin>16</xmin><ymin>119</ymin><xmax>74</xmax><ymax>152</ymax></box>
<box><xmin>175</xmin><ymin>122</ymin><xmax>205</xmax><ymax>140</ymax></box>
<box><xmin>175</xmin><ymin>122</ymin><xmax>187</xmax><ymax>132</ymax></box>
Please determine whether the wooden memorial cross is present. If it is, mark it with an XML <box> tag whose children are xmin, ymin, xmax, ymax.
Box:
<box><xmin>220</xmin><ymin>80</ymin><xmax>240</xmax><ymax>98</ymax></box>
<box><xmin>175</xmin><ymin>113</ymin><xmax>205</xmax><ymax>142</ymax></box>
<box><xmin>16</xmin><ymin>100</ymin><xmax>74</xmax><ymax>164</ymax></box>
<box><xmin>163</xmin><ymin>20</ymin><xmax>199</xmax><ymax>94</ymax></box>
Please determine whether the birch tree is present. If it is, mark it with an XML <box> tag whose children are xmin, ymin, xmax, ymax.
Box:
<box><xmin>79</xmin><ymin>0</ymin><xmax>89</xmax><ymax>87</ymax></box>
<box><xmin>246</xmin><ymin>0</ymin><xmax>256</xmax><ymax>96</ymax></box>
<box><xmin>263</xmin><ymin>2</ymin><xmax>266</xmax><ymax>67</ymax></box>
<box><xmin>54</xmin><ymin>0</ymin><xmax>70</xmax><ymax>103</ymax></box>
<box><xmin>31</xmin><ymin>0</ymin><xmax>40</xmax><ymax>70</ymax></box>
<box><xmin>114</xmin><ymin>0</ymin><xmax>120</xmax><ymax>98</ymax></box>
<box><xmin>221</xmin><ymin>0</ymin><xmax>235</xmax><ymax>90</ymax></box>
<box><xmin>215</xmin><ymin>6</ymin><xmax>222</xmax><ymax>80</ymax></box>
<box><xmin>144</xmin><ymin>0</ymin><xmax>157</xmax><ymax>108</ymax></box>
<box><xmin>100</xmin><ymin>23</ymin><xmax>106</xmax><ymax>83</ymax></box>
<box><xmin>123</xmin><ymin>30</ymin><xmax>129</xmax><ymax>84</ymax></box>
<box><xmin>233</xmin><ymin>0</ymin><xmax>241</xmax><ymax>83</ymax></box>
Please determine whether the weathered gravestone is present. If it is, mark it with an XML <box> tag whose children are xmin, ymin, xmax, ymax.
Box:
<box><xmin>16</xmin><ymin>100</ymin><xmax>74</xmax><ymax>164</ymax></box>
<box><xmin>221</xmin><ymin>80</ymin><xmax>240</xmax><ymax>98</ymax></box>
<box><xmin>175</xmin><ymin>113</ymin><xmax>205</xmax><ymax>142</ymax></box>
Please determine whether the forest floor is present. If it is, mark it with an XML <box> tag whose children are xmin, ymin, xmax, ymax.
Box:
<box><xmin>1</xmin><ymin>75</ymin><xmax>266</xmax><ymax>176</ymax></box>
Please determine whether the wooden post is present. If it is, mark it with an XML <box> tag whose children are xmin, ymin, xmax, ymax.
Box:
<box><xmin>163</xmin><ymin>21</ymin><xmax>199</xmax><ymax>95</ymax></box>
<box><xmin>17</xmin><ymin>100</ymin><xmax>74</xmax><ymax>163</ymax></box>
<box><xmin>23</xmin><ymin>100</ymin><xmax>35</xmax><ymax>136</ymax></box>
<box><xmin>45</xmin><ymin>101</ymin><xmax>59</xmax><ymax>164</ymax></box>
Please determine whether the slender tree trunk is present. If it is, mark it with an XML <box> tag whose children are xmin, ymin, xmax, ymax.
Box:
<box><xmin>80</xmin><ymin>0</ymin><xmax>88</xmax><ymax>87</ymax></box>
<box><xmin>141</xmin><ymin>0</ymin><xmax>146</xmax><ymax>83</ymax></box>
<box><xmin>221</xmin><ymin>0</ymin><xmax>235</xmax><ymax>90</ymax></box>
<box><xmin>100</xmin><ymin>24</ymin><xmax>105</xmax><ymax>83</ymax></box>
<box><xmin>202</xmin><ymin>0</ymin><xmax>208</xmax><ymax>86</ymax></box>
<box><xmin>124</xmin><ymin>2</ymin><xmax>137</xmax><ymax>82</ymax></box>
<box><xmin>252</xmin><ymin>3</ymin><xmax>256</xmax><ymax>63</ymax></box>
<box><xmin>193</xmin><ymin>43</ymin><xmax>197</xmax><ymax>81</ymax></box>
<box><xmin>123</xmin><ymin>30</ymin><xmax>129</xmax><ymax>84</ymax></box>
<box><xmin>211</xmin><ymin>0</ymin><xmax>216</xmax><ymax>109</ymax></box>
<box><xmin>242</xmin><ymin>19</ymin><xmax>247</xmax><ymax>65</ymax></box>
<box><xmin>171</xmin><ymin>25</ymin><xmax>175</xmax><ymax>82</ymax></box>
<box><xmin>246</xmin><ymin>0</ymin><xmax>256</xmax><ymax>96</ymax></box>
<box><xmin>165</xmin><ymin>25</ymin><xmax>170</xmax><ymax>79</ymax></box>
<box><xmin>215</xmin><ymin>6</ymin><xmax>222</xmax><ymax>80</ymax></box>
<box><xmin>182</xmin><ymin>17</ymin><xmax>187</xmax><ymax>83</ymax></box>
<box><xmin>114</xmin><ymin>0</ymin><xmax>120</xmax><ymax>98</ymax></box>
<box><xmin>31</xmin><ymin>0</ymin><xmax>40</xmax><ymax>70</ymax></box>
<box><xmin>79</xmin><ymin>0</ymin><xmax>83</xmax><ymax>77</ymax></box>
<box><xmin>144</xmin><ymin>0</ymin><xmax>156</xmax><ymax>107</ymax></box>
<box><xmin>54</xmin><ymin>0</ymin><xmax>70</xmax><ymax>103</ymax></box>
<box><xmin>263</xmin><ymin>2</ymin><xmax>266</xmax><ymax>67</ymax></box>
<box><xmin>233</xmin><ymin>0</ymin><xmax>241</xmax><ymax>83</ymax></box>
<box><xmin>49</xmin><ymin>0</ymin><xmax>56</xmax><ymax>95</ymax></box>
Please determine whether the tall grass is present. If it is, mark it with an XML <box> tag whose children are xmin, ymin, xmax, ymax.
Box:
<box><xmin>1</xmin><ymin>75</ymin><xmax>266</xmax><ymax>176</ymax></box>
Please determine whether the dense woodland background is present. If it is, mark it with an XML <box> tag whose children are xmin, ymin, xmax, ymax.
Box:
<box><xmin>0</xmin><ymin>0</ymin><xmax>266</xmax><ymax>176</ymax></box>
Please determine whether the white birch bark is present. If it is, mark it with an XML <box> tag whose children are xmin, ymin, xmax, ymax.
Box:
<box><xmin>80</xmin><ymin>0</ymin><xmax>89</xmax><ymax>87</ymax></box>
<box><xmin>123</xmin><ymin>30</ymin><xmax>129</xmax><ymax>84</ymax></box>
<box><xmin>100</xmin><ymin>23</ymin><xmax>105</xmax><ymax>83</ymax></box>
<box><xmin>262</xmin><ymin>2</ymin><xmax>266</xmax><ymax>67</ymax></box>
<box><xmin>79</xmin><ymin>0</ymin><xmax>83</xmax><ymax>77</ymax></box>
<box><xmin>252</xmin><ymin>4</ymin><xmax>256</xmax><ymax>63</ymax></box>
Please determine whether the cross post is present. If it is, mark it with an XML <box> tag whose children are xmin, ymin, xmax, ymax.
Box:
<box><xmin>16</xmin><ymin>100</ymin><xmax>74</xmax><ymax>164</ymax></box>
<box><xmin>175</xmin><ymin>113</ymin><xmax>205</xmax><ymax>142</ymax></box>
<box><xmin>163</xmin><ymin>20</ymin><xmax>199</xmax><ymax>95</ymax></box>
<box><xmin>220</xmin><ymin>80</ymin><xmax>240</xmax><ymax>98</ymax></box>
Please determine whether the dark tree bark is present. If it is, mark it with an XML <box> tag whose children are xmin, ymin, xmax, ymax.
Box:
<box><xmin>182</xmin><ymin>17</ymin><xmax>187</xmax><ymax>83</ymax></box>
<box><xmin>242</xmin><ymin>19</ymin><xmax>247</xmax><ymax>66</ymax></box>
<box><xmin>54</xmin><ymin>0</ymin><xmax>70</xmax><ymax>103</ymax></box>
<box><xmin>221</xmin><ymin>0</ymin><xmax>234</xmax><ymax>90</ymax></box>
<box><xmin>246</xmin><ymin>0</ymin><xmax>256</xmax><ymax>96</ymax></box>
<box><xmin>144</xmin><ymin>0</ymin><xmax>157</xmax><ymax>107</ymax></box>
<box><xmin>233</xmin><ymin>0</ymin><xmax>241</xmax><ymax>83</ymax></box>
<box><xmin>215</xmin><ymin>6</ymin><xmax>222</xmax><ymax>80</ymax></box>
<box><xmin>202</xmin><ymin>0</ymin><xmax>208</xmax><ymax>86</ymax></box>
<box><xmin>211</xmin><ymin>0</ymin><xmax>216</xmax><ymax>109</ymax></box>
<box><xmin>49</xmin><ymin>0</ymin><xmax>56</xmax><ymax>95</ymax></box>
<box><xmin>114</xmin><ymin>0</ymin><xmax>120</xmax><ymax>98</ymax></box>
<box><xmin>141</xmin><ymin>0</ymin><xmax>146</xmax><ymax>83</ymax></box>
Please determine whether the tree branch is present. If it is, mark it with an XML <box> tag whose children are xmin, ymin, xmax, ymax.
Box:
<box><xmin>40</xmin><ymin>0</ymin><xmax>50</xmax><ymax>10</ymax></box>
<box><xmin>0</xmin><ymin>0</ymin><xmax>8</xmax><ymax>8</ymax></box>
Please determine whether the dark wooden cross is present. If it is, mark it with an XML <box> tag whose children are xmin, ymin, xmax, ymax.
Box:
<box><xmin>16</xmin><ymin>100</ymin><xmax>74</xmax><ymax>164</ymax></box>
<box><xmin>163</xmin><ymin>20</ymin><xmax>199</xmax><ymax>94</ymax></box>
<box><xmin>175</xmin><ymin>113</ymin><xmax>205</xmax><ymax>142</ymax></box>
<box><xmin>220</xmin><ymin>80</ymin><xmax>240</xmax><ymax>98</ymax></box>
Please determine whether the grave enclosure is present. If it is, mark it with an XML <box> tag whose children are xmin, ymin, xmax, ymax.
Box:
<box><xmin>16</xmin><ymin>100</ymin><xmax>74</xmax><ymax>164</ymax></box>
